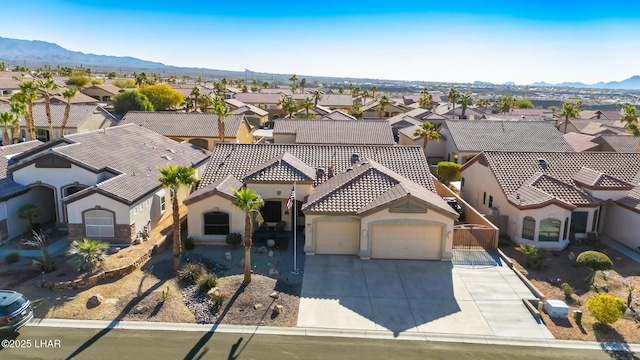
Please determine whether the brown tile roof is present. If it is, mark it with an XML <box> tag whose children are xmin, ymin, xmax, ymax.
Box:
<box><xmin>83</xmin><ymin>85</ymin><xmax>123</xmax><ymax>95</ymax></box>
<box><xmin>595</xmin><ymin>135</ymin><xmax>640</xmax><ymax>152</ymax></box>
<box><xmin>119</xmin><ymin>111</ymin><xmax>246</xmax><ymax>138</ymax></box>
<box><xmin>563</xmin><ymin>132</ymin><xmax>598</xmax><ymax>152</ymax></box>
<box><xmin>292</xmin><ymin>94</ymin><xmax>353</xmax><ymax>107</ymax></box>
<box><xmin>11</xmin><ymin>124</ymin><xmax>210</xmax><ymax>204</ymax></box>
<box><xmin>225</xmin><ymin>99</ymin><xmax>268</xmax><ymax>117</ymax></box>
<box><xmin>0</xmin><ymin>103</ymin><xmax>116</xmax><ymax>128</ymax></box>
<box><xmin>467</xmin><ymin>151</ymin><xmax>640</xmax><ymax>209</ymax></box>
<box><xmin>198</xmin><ymin>143</ymin><xmax>436</xmax><ymax>192</ymax></box>
<box><xmin>617</xmin><ymin>187</ymin><xmax>640</xmax><ymax>213</ymax></box>
<box><xmin>320</xmin><ymin>110</ymin><xmax>357</xmax><ymax>121</ymax></box>
<box><xmin>183</xmin><ymin>175</ymin><xmax>242</xmax><ymax>205</ymax></box>
<box><xmin>511</xmin><ymin>109</ymin><xmax>553</xmax><ymax>115</ymax></box>
<box><xmin>244</xmin><ymin>152</ymin><xmax>316</xmax><ymax>182</ymax></box>
<box><xmin>446</xmin><ymin>121</ymin><xmax>574</xmax><ymax>152</ymax></box>
<box><xmin>272</xmin><ymin>119</ymin><xmax>394</xmax><ymax>145</ymax></box>
<box><xmin>0</xmin><ymin>141</ymin><xmax>43</xmax><ymax>200</ymax></box>
<box><xmin>235</xmin><ymin>93</ymin><xmax>283</xmax><ymax>104</ymax></box>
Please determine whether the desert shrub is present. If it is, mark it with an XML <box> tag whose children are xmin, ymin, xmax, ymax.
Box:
<box><xmin>177</xmin><ymin>263</ymin><xmax>207</xmax><ymax>284</ymax></box>
<box><xmin>587</xmin><ymin>293</ymin><xmax>626</xmax><ymax>325</ymax></box>
<box><xmin>576</xmin><ymin>250</ymin><xmax>613</xmax><ymax>284</ymax></box>
<box><xmin>561</xmin><ymin>282</ymin><xmax>574</xmax><ymax>300</ymax></box>
<box><xmin>197</xmin><ymin>274</ymin><xmax>218</xmax><ymax>292</ymax></box>
<box><xmin>4</xmin><ymin>252</ymin><xmax>20</xmax><ymax>264</ymax></box>
<box><xmin>67</xmin><ymin>238</ymin><xmax>109</xmax><ymax>273</ymax></box>
<box><xmin>516</xmin><ymin>244</ymin><xmax>547</xmax><ymax>270</ymax></box>
<box><xmin>161</xmin><ymin>286</ymin><xmax>170</xmax><ymax>302</ymax></box>
<box><xmin>226</xmin><ymin>232</ymin><xmax>242</xmax><ymax>246</ymax></box>
<box><xmin>184</xmin><ymin>237</ymin><xmax>195</xmax><ymax>250</ymax></box>
<box><xmin>211</xmin><ymin>294</ymin><xmax>225</xmax><ymax>307</ymax></box>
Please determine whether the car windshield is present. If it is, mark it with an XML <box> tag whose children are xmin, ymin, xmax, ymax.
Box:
<box><xmin>0</xmin><ymin>297</ymin><xmax>27</xmax><ymax>316</ymax></box>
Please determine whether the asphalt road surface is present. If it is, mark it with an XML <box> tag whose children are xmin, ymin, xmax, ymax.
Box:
<box><xmin>0</xmin><ymin>326</ymin><xmax>632</xmax><ymax>360</ymax></box>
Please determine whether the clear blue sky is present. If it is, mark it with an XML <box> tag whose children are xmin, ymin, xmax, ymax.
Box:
<box><xmin>2</xmin><ymin>0</ymin><xmax>640</xmax><ymax>84</ymax></box>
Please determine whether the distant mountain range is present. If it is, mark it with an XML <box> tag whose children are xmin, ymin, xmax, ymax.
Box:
<box><xmin>531</xmin><ymin>76</ymin><xmax>640</xmax><ymax>90</ymax></box>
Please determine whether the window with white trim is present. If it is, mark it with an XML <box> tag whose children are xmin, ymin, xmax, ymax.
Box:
<box><xmin>85</xmin><ymin>210</ymin><xmax>114</xmax><ymax>238</ymax></box>
<box><xmin>160</xmin><ymin>195</ymin><xmax>166</xmax><ymax>212</ymax></box>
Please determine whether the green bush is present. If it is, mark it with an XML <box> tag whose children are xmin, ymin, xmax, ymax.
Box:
<box><xmin>197</xmin><ymin>274</ymin><xmax>218</xmax><ymax>292</ymax></box>
<box><xmin>184</xmin><ymin>237</ymin><xmax>195</xmax><ymax>250</ymax></box>
<box><xmin>516</xmin><ymin>244</ymin><xmax>547</xmax><ymax>270</ymax></box>
<box><xmin>4</xmin><ymin>252</ymin><xmax>20</xmax><ymax>264</ymax></box>
<box><xmin>561</xmin><ymin>282</ymin><xmax>574</xmax><ymax>300</ymax></box>
<box><xmin>211</xmin><ymin>294</ymin><xmax>225</xmax><ymax>307</ymax></box>
<box><xmin>67</xmin><ymin>238</ymin><xmax>109</xmax><ymax>273</ymax></box>
<box><xmin>226</xmin><ymin>232</ymin><xmax>242</xmax><ymax>246</ymax></box>
<box><xmin>177</xmin><ymin>263</ymin><xmax>207</xmax><ymax>284</ymax></box>
<box><xmin>576</xmin><ymin>250</ymin><xmax>613</xmax><ymax>284</ymax></box>
<box><xmin>587</xmin><ymin>293</ymin><xmax>626</xmax><ymax>325</ymax></box>
<box><xmin>436</xmin><ymin>161</ymin><xmax>461</xmax><ymax>185</ymax></box>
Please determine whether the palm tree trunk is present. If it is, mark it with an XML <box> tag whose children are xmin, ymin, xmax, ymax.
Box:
<box><xmin>563</xmin><ymin>116</ymin><xmax>569</xmax><ymax>134</ymax></box>
<box><xmin>423</xmin><ymin>138</ymin><xmax>428</xmax><ymax>153</ymax></box>
<box><xmin>243</xmin><ymin>214</ymin><xmax>252</xmax><ymax>284</ymax></box>
<box><xmin>3</xmin><ymin>129</ymin><xmax>9</xmax><ymax>146</ymax></box>
<box><xmin>13</xmin><ymin>123</ymin><xmax>19</xmax><ymax>144</ymax></box>
<box><xmin>45</xmin><ymin>93</ymin><xmax>53</xmax><ymax>141</ymax></box>
<box><xmin>27</xmin><ymin>101</ymin><xmax>35</xmax><ymax>140</ymax></box>
<box><xmin>61</xmin><ymin>102</ymin><xmax>71</xmax><ymax>136</ymax></box>
<box><xmin>172</xmin><ymin>188</ymin><xmax>182</xmax><ymax>271</ymax></box>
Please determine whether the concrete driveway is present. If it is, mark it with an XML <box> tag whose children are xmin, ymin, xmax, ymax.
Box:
<box><xmin>297</xmin><ymin>255</ymin><xmax>553</xmax><ymax>339</ymax></box>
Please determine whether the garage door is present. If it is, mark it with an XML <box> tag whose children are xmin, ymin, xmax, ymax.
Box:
<box><xmin>371</xmin><ymin>224</ymin><xmax>442</xmax><ymax>260</ymax></box>
<box><xmin>315</xmin><ymin>220</ymin><xmax>360</xmax><ymax>255</ymax></box>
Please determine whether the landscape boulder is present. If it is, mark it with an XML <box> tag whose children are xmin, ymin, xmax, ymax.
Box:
<box><xmin>254</xmin><ymin>303</ymin><xmax>263</xmax><ymax>310</ymax></box>
<box><xmin>269</xmin><ymin>268</ymin><xmax>280</xmax><ymax>277</ymax></box>
<box><xmin>87</xmin><ymin>294</ymin><xmax>104</xmax><ymax>308</ymax></box>
<box><xmin>133</xmin><ymin>305</ymin><xmax>149</xmax><ymax>314</ymax></box>
<box><xmin>269</xmin><ymin>292</ymin><xmax>279</xmax><ymax>299</ymax></box>
<box><xmin>272</xmin><ymin>304</ymin><xmax>283</xmax><ymax>315</ymax></box>
<box><xmin>207</xmin><ymin>287</ymin><xmax>221</xmax><ymax>298</ymax></box>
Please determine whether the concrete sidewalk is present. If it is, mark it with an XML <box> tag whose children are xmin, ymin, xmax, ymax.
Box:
<box><xmin>600</xmin><ymin>236</ymin><xmax>640</xmax><ymax>263</ymax></box>
<box><xmin>26</xmin><ymin>318</ymin><xmax>640</xmax><ymax>353</ymax></box>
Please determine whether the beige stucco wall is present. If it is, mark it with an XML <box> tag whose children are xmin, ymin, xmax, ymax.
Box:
<box><xmin>273</xmin><ymin>133</ymin><xmax>296</xmax><ymax>144</ymax></box>
<box><xmin>186</xmin><ymin>193</ymin><xmax>244</xmax><ymax>243</ymax></box>
<box><xmin>601</xmin><ymin>202</ymin><xmax>639</xmax><ymax>250</ymax></box>
<box><xmin>0</xmin><ymin>188</ymin><xmax>56</xmax><ymax>240</ymax></box>
<box><xmin>66</xmin><ymin>193</ymin><xmax>130</xmax><ymax>224</ymax></box>
<box><xmin>76</xmin><ymin>112</ymin><xmax>117</xmax><ymax>133</ymax></box>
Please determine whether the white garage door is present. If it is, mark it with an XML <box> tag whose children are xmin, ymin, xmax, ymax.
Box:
<box><xmin>371</xmin><ymin>224</ymin><xmax>442</xmax><ymax>260</ymax></box>
<box><xmin>315</xmin><ymin>220</ymin><xmax>360</xmax><ymax>255</ymax></box>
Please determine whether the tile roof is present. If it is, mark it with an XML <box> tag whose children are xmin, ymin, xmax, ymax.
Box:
<box><xmin>50</xmin><ymin>92</ymin><xmax>101</xmax><ymax>104</ymax></box>
<box><xmin>617</xmin><ymin>187</ymin><xmax>640</xmax><ymax>213</ymax></box>
<box><xmin>198</xmin><ymin>143</ymin><xmax>436</xmax><ymax>193</ymax></box>
<box><xmin>511</xmin><ymin>109</ymin><xmax>553</xmax><ymax>115</ymax></box>
<box><xmin>387</xmin><ymin>114</ymin><xmax>423</xmax><ymax>127</ymax></box>
<box><xmin>183</xmin><ymin>175</ymin><xmax>242</xmax><ymax>205</ymax></box>
<box><xmin>0</xmin><ymin>141</ymin><xmax>43</xmax><ymax>200</ymax></box>
<box><xmin>302</xmin><ymin>159</ymin><xmax>457</xmax><ymax>216</ymax></box>
<box><xmin>595</xmin><ymin>135</ymin><xmax>640</xmax><ymax>153</ymax></box>
<box><xmin>272</xmin><ymin>119</ymin><xmax>395</xmax><ymax>145</ymax></box>
<box><xmin>320</xmin><ymin>110</ymin><xmax>357</xmax><ymax>121</ymax></box>
<box><xmin>562</xmin><ymin>132</ymin><xmax>598</xmax><ymax>152</ymax></box>
<box><xmin>468</xmin><ymin>151</ymin><xmax>640</xmax><ymax>209</ymax></box>
<box><xmin>445</xmin><ymin>121</ymin><xmax>574</xmax><ymax>152</ymax></box>
<box><xmin>225</xmin><ymin>99</ymin><xmax>268</xmax><ymax>117</ymax></box>
<box><xmin>0</xmin><ymin>103</ymin><xmax>115</xmax><ymax>128</ymax></box>
<box><xmin>83</xmin><ymin>85</ymin><xmax>123</xmax><ymax>95</ymax></box>
<box><xmin>482</xmin><ymin>114</ymin><xmax>545</xmax><ymax>121</ymax></box>
<box><xmin>292</xmin><ymin>94</ymin><xmax>353</xmax><ymax>107</ymax></box>
<box><xmin>11</xmin><ymin>124</ymin><xmax>210</xmax><ymax>204</ymax></box>
<box><xmin>119</xmin><ymin>111</ymin><xmax>246</xmax><ymax>138</ymax></box>
<box><xmin>244</xmin><ymin>152</ymin><xmax>316</xmax><ymax>182</ymax></box>
<box><xmin>235</xmin><ymin>93</ymin><xmax>283</xmax><ymax>104</ymax></box>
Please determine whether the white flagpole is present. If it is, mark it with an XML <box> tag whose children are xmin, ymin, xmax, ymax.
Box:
<box><xmin>293</xmin><ymin>182</ymin><xmax>298</xmax><ymax>274</ymax></box>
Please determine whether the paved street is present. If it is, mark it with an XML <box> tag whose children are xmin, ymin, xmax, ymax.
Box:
<box><xmin>0</xmin><ymin>326</ymin><xmax>623</xmax><ymax>360</ymax></box>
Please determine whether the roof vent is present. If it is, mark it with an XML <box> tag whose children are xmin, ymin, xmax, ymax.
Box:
<box><xmin>351</xmin><ymin>153</ymin><xmax>359</xmax><ymax>164</ymax></box>
<box><xmin>166</xmin><ymin>148</ymin><xmax>176</xmax><ymax>154</ymax></box>
<box><xmin>162</xmin><ymin>155</ymin><xmax>173</xmax><ymax>161</ymax></box>
<box><xmin>537</xmin><ymin>158</ymin><xmax>547</xmax><ymax>169</ymax></box>
<box><xmin>327</xmin><ymin>164</ymin><xmax>334</xmax><ymax>179</ymax></box>
<box><xmin>316</xmin><ymin>167</ymin><xmax>325</xmax><ymax>178</ymax></box>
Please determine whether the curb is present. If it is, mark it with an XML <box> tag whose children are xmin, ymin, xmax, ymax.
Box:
<box><xmin>27</xmin><ymin>318</ymin><xmax>640</xmax><ymax>352</ymax></box>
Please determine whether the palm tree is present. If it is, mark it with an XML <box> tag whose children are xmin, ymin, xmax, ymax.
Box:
<box><xmin>458</xmin><ymin>91</ymin><xmax>473</xmax><ymax>119</ymax></box>
<box><xmin>277</xmin><ymin>95</ymin><xmax>297</xmax><ymax>118</ymax></box>
<box><xmin>418</xmin><ymin>93</ymin><xmax>432</xmax><ymax>109</ymax></box>
<box><xmin>9</xmin><ymin>100</ymin><xmax>26</xmax><ymax>144</ymax></box>
<box><xmin>413</xmin><ymin>121</ymin><xmax>440</xmax><ymax>152</ymax></box>
<box><xmin>158</xmin><ymin>164</ymin><xmax>198</xmax><ymax>271</ymax></box>
<box><xmin>352</xmin><ymin>102</ymin><xmax>363</xmax><ymax>120</ymax></box>
<box><xmin>0</xmin><ymin>111</ymin><xmax>17</xmax><ymax>145</ymax></box>
<box><xmin>447</xmin><ymin>88</ymin><xmax>460</xmax><ymax>119</ymax></box>
<box><xmin>377</xmin><ymin>95</ymin><xmax>391</xmax><ymax>119</ymax></box>
<box><xmin>496</xmin><ymin>95</ymin><xmax>516</xmax><ymax>114</ymax></box>
<box><xmin>60</xmin><ymin>87</ymin><xmax>78</xmax><ymax>136</ymax></box>
<box><xmin>262</xmin><ymin>81</ymin><xmax>269</xmax><ymax>89</ymax></box>
<box><xmin>338</xmin><ymin>86</ymin><xmax>344</xmax><ymax>94</ymax></box>
<box><xmin>300</xmin><ymin>78</ymin><xmax>306</xmax><ymax>93</ymax></box>
<box><xmin>289</xmin><ymin>74</ymin><xmax>298</xmax><ymax>89</ymax></box>
<box><xmin>231</xmin><ymin>187</ymin><xmax>264</xmax><ymax>284</ymax></box>
<box><xmin>620</xmin><ymin>103</ymin><xmax>640</xmax><ymax>149</ymax></box>
<box><xmin>353</xmin><ymin>86</ymin><xmax>361</xmax><ymax>98</ymax></box>
<box><xmin>312</xmin><ymin>89</ymin><xmax>323</xmax><ymax>107</ymax></box>
<box><xmin>182</xmin><ymin>96</ymin><xmax>194</xmax><ymax>113</ymax></box>
<box><xmin>476</xmin><ymin>98</ymin><xmax>491</xmax><ymax>110</ymax></box>
<box><xmin>17</xmin><ymin>81</ymin><xmax>39</xmax><ymax>140</ymax></box>
<box><xmin>560</xmin><ymin>102</ymin><xmax>578</xmax><ymax>134</ymax></box>
<box><xmin>199</xmin><ymin>93</ymin><xmax>215</xmax><ymax>112</ymax></box>
<box><xmin>301</xmin><ymin>97</ymin><xmax>314</xmax><ymax>116</ymax></box>
<box><xmin>190</xmin><ymin>85</ymin><xmax>200</xmax><ymax>110</ymax></box>
<box><xmin>371</xmin><ymin>85</ymin><xmax>378</xmax><ymax>99</ymax></box>
<box><xmin>38</xmin><ymin>78</ymin><xmax>58</xmax><ymax>141</ymax></box>
<box><xmin>212</xmin><ymin>97</ymin><xmax>232</xmax><ymax>143</ymax></box>
<box><xmin>361</xmin><ymin>90</ymin><xmax>369</xmax><ymax>103</ymax></box>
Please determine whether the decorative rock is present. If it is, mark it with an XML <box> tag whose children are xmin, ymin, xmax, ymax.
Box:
<box><xmin>269</xmin><ymin>268</ymin><xmax>280</xmax><ymax>277</ymax></box>
<box><xmin>269</xmin><ymin>292</ymin><xmax>279</xmax><ymax>299</ymax></box>
<box><xmin>256</xmin><ymin>246</ymin><xmax>267</xmax><ymax>254</ymax></box>
<box><xmin>273</xmin><ymin>304</ymin><xmax>283</xmax><ymax>315</ymax></box>
<box><xmin>254</xmin><ymin>303</ymin><xmax>263</xmax><ymax>309</ymax></box>
<box><xmin>268</xmin><ymin>250</ymin><xmax>274</xmax><ymax>257</ymax></box>
<box><xmin>207</xmin><ymin>287</ymin><xmax>221</xmax><ymax>298</ymax></box>
<box><xmin>238</xmin><ymin>258</ymin><xmax>245</xmax><ymax>268</ymax></box>
<box><xmin>567</xmin><ymin>252</ymin><xmax>576</xmax><ymax>262</ymax></box>
<box><xmin>267</xmin><ymin>239</ymin><xmax>275</xmax><ymax>247</ymax></box>
<box><xmin>225</xmin><ymin>252</ymin><xmax>232</xmax><ymax>260</ymax></box>
<box><xmin>87</xmin><ymin>294</ymin><xmax>104</xmax><ymax>308</ymax></box>
<box><xmin>31</xmin><ymin>259</ymin><xmax>42</xmax><ymax>269</ymax></box>
<box><xmin>133</xmin><ymin>305</ymin><xmax>149</xmax><ymax>314</ymax></box>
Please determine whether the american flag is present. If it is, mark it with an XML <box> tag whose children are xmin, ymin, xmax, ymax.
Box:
<box><xmin>286</xmin><ymin>185</ymin><xmax>296</xmax><ymax>209</ymax></box>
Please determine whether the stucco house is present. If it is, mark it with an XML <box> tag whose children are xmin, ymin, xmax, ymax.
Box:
<box><xmin>460</xmin><ymin>151</ymin><xmax>640</xmax><ymax>250</ymax></box>
<box><xmin>272</xmin><ymin>119</ymin><xmax>395</xmax><ymax>145</ymax></box>
<box><xmin>82</xmin><ymin>85</ymin><xmax>126</xmax><ymax>104</ymax></box>
<box><xmin>593</xmin><ymin>135</ymin><xmax>640</xmax><ymax>152</ymax></box>
<box><xmin>4</xmin><ymin>103</ymin><xmax>119</xmax><ymax>143</ymax></box>
<box><xmin>292</xmin><ymin>94</ymin><xmax>354</xmax><ymax>112</ymax></box>
<box><xmin>225</xmin><ymin>98</ymin><xmax>269</xmax><ymax>128</ymax></box>
<box><xmin>119</xmin><ymin>111</ymin><xmax>254</xmax><ymax>151</ymax></box>
<box><xmin>184</xmin><ymin>143</ymin><xmax>459</xmax><ymax>260</ymax></box>
<box><xmin>6</xmin><ymin>124</ymin><xmax>210</xmax><ymax>244</ymax></box>
<box><xmin>234</xmin><ymin>93</ymin><xmax>285</xmax><ymax>120</ymax></box>
<box><xmin>362</xmin><ymin>100</ymin><xmax>410</xmax><ymax>119</ymax></box>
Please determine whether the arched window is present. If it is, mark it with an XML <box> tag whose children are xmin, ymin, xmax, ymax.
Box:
<box><xmin>563</xmin><ymin>217</ymin><xmax>569</xmax><ymax>240</ymax></box>
<box><xmin>539</xmin><ymin>218</ymin><xmax>561</xmax><ymax>242</ymax></box>
<box><xmin>85</xmin><ymin>210</ymin><xmax>114</xmax><ymax>237</ymax></box>
<box><xmin>204</xmin><ymin>211</ymin><xmax>229</xmax><ymax>235</ymax></box>
<box><xmin>189</xmin><ymin>138</ymin><xmax>208</xmax><ymax>149</ymax></box>
<box><xmin>522</xmin><ymin>216</ymin><xmax>535</xmax><ymax>240</ymax></box>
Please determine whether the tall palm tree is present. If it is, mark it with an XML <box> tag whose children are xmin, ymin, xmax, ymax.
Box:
<box><xmin>377</xmin><ymin>95</ymin><xmax>391</xmax><ymax>119</ymax></box>
<box><xmin>38</xmin><ymin>78</ymin><xmax>58</xmax><ymax>141</ymax></box>
<box><xmin>277</xmin><ymin>95</ymin><xmax>297</xmax><ymax>118</ymax></box>
<box><xmin>61</xmin><ymin>87</ymin><xmax>78</xmax><ymax>136</ymax></box>
<box><xmin>17</xmin><ymin>81</ymin><xmax>39</xmax><ymax>140</ymax></box>
<box><xmin>371</xmin><ymin>85</ymin><xmax>378</xmax><ymax>99</ymax></box>
<box><xmin>262</xmin><ymin>81</ymin><xmax>269</xmax><ymax>89</ymax></box>
<box><xmin>158</xmin><ymin>164</ymin><xmax>198</xmax><ymax>271</ymax></box>
<box><xmin>182</xmin><ymin>96</ymin><xmax>194</xmax><ymax>113</ymax></box>
<box><xmin>418</xmin><ymin>93</ymin><xmax>432</xmax><ymax>109</ymax></box>
<box><xmin>190</xmin><ymin>85</ymin><xmax>200</xmax><ymax>110</ymax></box>
<box><xmin>352</xmin><ymin>102</ymin><xmax>363</xmax><ymax>120</ymax></box>
<box><xmin>199</xmin><ymin>93</ymin><xmax>215</xmax><ymax>112</ymax></box>
<box><xmin>476</xmin><ymin>98</ymin><xmax>491</xmax><ymax>110</ymax></box>
<box><xmin>353</xmin><ymin>86</ymin><xmax>361</xmax><ymax>98</ymax></box>
<box><xmin>299</xmin><ymin>78</ymin><xmax>306</xmax><ymax>93</ymax></box>
<box><xmin>9</xmin><ymin>100</ymin><xmax>26</xmax><ymax>144</ymax></box>
<box><xmin>361</xmin><ymin>90</ymin><xmax>369</xmax><ymax>103</ymax></box>
<box><xmin>0</xmin><ymin>111</ymin><xmax>16</xmax><ymax>145</ymax></box>
<box><xmin>620</xmin><ymin>103</ymin><xmax>640</xmax><ymax>149</ymax></box>
<box><xmin>289</xmin><ymin>74</ymin><xmax>298</xmax><ymax>89</ymax></box>
<box><xmin>231</xmin><ymin>187</ymin><xmax>264</xmax><ymax>284</ymax></box>
<box><xmin>338</xmin><ymin>86</ymin><xmax>344</xmax><ymax>94</ymax></box>
<box><xmin>560</xmin><ymin>102</ymin><xmax>578</xmax><ymax>134</ymax></box>
<box><xmin>496</xmin><ymin>95</ymin><xmax>515</xmax><ymax>114</ymax></box>
<box><xmin>212</xmin><ymin>97</ymin><xmax>232</xmax><ymax>143</ymax></box>
<box><xmin>458</xmin><ymin>91</ymin><xmax>473</xmax><ymax>119</ymax></box>
<box><xmin>413</xmin><ymin>121</ymin><xmax>440</xmax><ymax>153</ymax></box>
<box><xmin>312</xmin><ymin>89</ymin><xmax>323</xmax><ymax>107</ymax></box>
<box><xmin>301</xmin><ymin>97</ymin><xmax>314</xmax><ymax>116</ymax></box>
<box><xmin>447</xmin><ymin>88</ymin><xmax>460</xmax><ymax>119</ymax></box>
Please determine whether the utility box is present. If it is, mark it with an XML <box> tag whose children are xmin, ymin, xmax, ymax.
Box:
<box><xmin>546</xmin><ymin>300</ymin><xmax>569</xmax><ymax>318</ymax></box>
